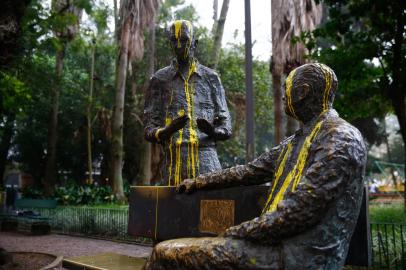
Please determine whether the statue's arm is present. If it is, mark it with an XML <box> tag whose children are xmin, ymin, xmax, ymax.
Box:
<box><xmin>224</xmin><ymin>129</ymin><xmax>366</xmax><ymax>244</ymax></box>
<box><xmin>143</xmin><ymin>77</ymin><xmax>163</xmax><ymax>143</ymax></box>
<box><xmin>210</xmin><ymin>73</ymin><xmax>232</xmax><ymax>140</ymax></box>
<box><xmin>193</xmin><ymin>143</ymin><xmax>286</xmax><ymax>189</ymax></box>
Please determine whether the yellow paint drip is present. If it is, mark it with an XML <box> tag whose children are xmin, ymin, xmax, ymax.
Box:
<box><xmin>262</xmin><ymin>142</ymin><xmax>292</xmax><ymax>214</ymax></box>
<box><xmin>316</xmin><ymin>63</ymin><xmax>333</xmax><ymax>112</ymax></box>
<box><xmin>291</xmin><ymin>121</ymin><xmax>323</xmax><ymax>191</ymax></box>
<box><xmin>165</xmin><ymin>117</ymin><xmax>173</xmax><ymax>186</ymax></box>
<box><xmin>174</xmin><ymin>129</ymin><xmax>183</xmax><ymax>186</ymax></box>
<box><xmin>264</xmin><ymin>120</ymin><xmax>323</xmax><ymax>213</ymax></box>
<box><xmin>285</xmin><ymin>69</ymin><xmax>298</xmax><ymax>119</ymax></box>
<box><xmin>174</xmin><ymin>20</ymin><xmax>182</xmax><ymax>48</ymax></box>
<box><xmin>184</xmin><ymin>60</ymin><xmax>199</xmax><ymax>179</ymax></box>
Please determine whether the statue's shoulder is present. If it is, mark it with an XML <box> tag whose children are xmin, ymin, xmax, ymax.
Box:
<box><xmin>196</xmin><ymin>64</ymin><xmax>219</xmax><ymax>78</ymax></box>
<box><xmin>323</xmin><ymin>115</ymin><xmax>366</xmax><ymax>152</ymax></box>
<box><xmin>151</xmin><ymin>66</ymin><xmax>176</xmax><ymax>82</ymax></box>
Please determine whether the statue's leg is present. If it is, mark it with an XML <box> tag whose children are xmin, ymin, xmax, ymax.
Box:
<box><xmin>143</xmin><ymin>237</ymin><xmax>282</xmax><ymax>270</ymax></box>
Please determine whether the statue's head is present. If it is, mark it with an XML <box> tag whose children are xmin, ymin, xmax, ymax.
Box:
<box><xmin>168</xmin><ymin>20</ymin><xmax>196</xmax><ymax>63</ymax></box>
<box><xmin>284</xmin><ymin>63</ymin><xmax>338</xmax><ymax>123</ymax></box>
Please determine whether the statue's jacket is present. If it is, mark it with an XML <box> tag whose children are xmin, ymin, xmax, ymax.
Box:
<box><xmin>192</xmin><ymin>109</ymin><xmax>367</xmax><ymax>269</ymax></box>
<box><xmin>144</xmin><ymin>60</ymin><xmax>231</xmax><ymax>185</ymax></box>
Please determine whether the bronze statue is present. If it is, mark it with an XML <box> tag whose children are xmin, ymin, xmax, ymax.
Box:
<box><xmin>143</xmin><ymin>63</ymin><xmax>367</xmax><ymax>269</ymax></box>
<box><xmin>143</xmin><ymin>20</ymin><xmax>232</xmax><ymax>186</ymax></box>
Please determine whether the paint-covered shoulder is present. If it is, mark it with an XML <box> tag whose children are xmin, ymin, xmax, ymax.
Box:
<box><xmin>152</xmin><ymin>66</ymin><xmax>176</xmax><ymax>82</ymax></box>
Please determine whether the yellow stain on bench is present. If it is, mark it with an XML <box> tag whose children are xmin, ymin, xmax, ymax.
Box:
<box><xmin>63</xmin><ymin>252</ymin><xmax>146</xmax><ymax>270</ymax></box>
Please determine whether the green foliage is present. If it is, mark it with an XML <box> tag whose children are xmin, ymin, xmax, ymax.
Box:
<box><xmin>21</xmin><ymin>181</ymin><xmax>120</xmax><ymax>205</ymax></box>
<box><xmin>216</xmin><ymin>44</ymin><xmax>273</xmax><ymax>165</ymax></box>
<box><xmin>303</xmin><ymin>0</ymin><xmax>404</xmax><ymax>123</ymax></box>
<box><xmin>53</xmin><ymin>182</ymin><xmax>116</xmax><ymax>205</ymax></box>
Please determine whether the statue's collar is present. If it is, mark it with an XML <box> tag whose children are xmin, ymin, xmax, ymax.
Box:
<box><xmin>295</xmin><ymin>109</ymin><xmax>339</xmax><ymax>136</ymax></box>
<box><xmin>170</xmin><ymin>58</ymin><xmax>203</xmax><ymax>78</ymax></box>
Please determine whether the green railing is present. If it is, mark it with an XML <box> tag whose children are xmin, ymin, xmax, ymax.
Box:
<box><xmin>25</xmin><ymin>206</ymin><xmax>133</xmax><ymax>241</ymax></box>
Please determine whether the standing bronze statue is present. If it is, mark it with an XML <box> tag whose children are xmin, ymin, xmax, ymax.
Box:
<box><xmin>143</xmin><ymin>20</ymin><xmax>232</xmax><ymax>186</ymax></box>
<box><xmin>143</xmin><ymin>63</ymin><xmax>367</xmax><ymax>269</ymax></box>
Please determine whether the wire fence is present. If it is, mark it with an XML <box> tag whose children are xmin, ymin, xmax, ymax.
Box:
<box><xmin>12</xmin><ymin>207</ymin><xmax>406</xmax><ymax>269</ymax></box>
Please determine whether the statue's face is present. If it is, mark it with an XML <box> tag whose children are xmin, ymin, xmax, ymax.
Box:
<box><xmin>169</xmin><ymin>20</ymin><xmax>195</xmax><ymax>62</ymax></box>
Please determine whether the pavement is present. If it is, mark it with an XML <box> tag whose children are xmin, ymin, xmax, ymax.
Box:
<box><xmin>0</xmin><ymin>231</ymin><xmax>152</xmax><ymax>258</ymax></box>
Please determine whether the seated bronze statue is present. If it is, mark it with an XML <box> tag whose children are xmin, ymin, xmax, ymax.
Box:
<box><xmin>143</xmin><ymin>63</ymin><xmax>367</xmax><ymax>269</ymax></box>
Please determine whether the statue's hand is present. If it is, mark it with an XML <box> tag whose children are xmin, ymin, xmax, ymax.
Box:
<box><xmin>177</xmin><ymin>178</ymin><xmax>196</xmax><ymax>194</ymax></box>
<box><xmin>158</xmin><ymin>115</ymin><xmax>189</xmax><ymax>141</ymax></box>
<box><xmin>196</xmin><ymin>118</ymin><xmax>214</xmax><ymax>136</ymax></box>
<box><xmin>224</xmin><ymin>225</ymin><xmax>240</xmax><ymax>238</ymax></box>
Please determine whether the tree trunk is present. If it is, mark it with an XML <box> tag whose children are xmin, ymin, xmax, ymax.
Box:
<box><xmin>211</xmin><ymin>0</ymin><xmax>218</xmax><ymax>34</ymax></box>
<box><xmin>391</xmin><ymin>97</ymin><xmax>406</xmax><ymax>208</ymax></box>
<box><xmin>44</xmin><ymin>44</ymin><xmax>65</xmax><ymax>195</ymax></box>
<box><xmin>141</xmin><ymin>20</ymin><xmax>156</xmax><ymax>185</ymax></box>
<box><xmin>87</xmin><ymin>41</ymin><xmax>96</xmax><ymax>183</ymax></box>
<box><xmin>111</xmin><ymin>19</ymin><xmax>131</xmax><ymax>202</ymax></box>
<box><xmin>389</xmin><ymin>6</ymin><xmax>406</xmax><ymax>210</ymax></box>
<box><xmin>0</xmin><ymin>115</ymin><xmax>15</xmax><ymax>186</ymax></box>
<box><xmin>210</xmin><ymin>0</ymin><xmax>230</xmax><ymax>69</ymax></box>
<box><xmin>272</xmin><ymin>70</ymin><xmax>283</xmax><ymax>145</ymax></box>
<box><xmin>113</xmin><ymin>0</ymin><xmax>118</xmax><ymax>39</ymax></box>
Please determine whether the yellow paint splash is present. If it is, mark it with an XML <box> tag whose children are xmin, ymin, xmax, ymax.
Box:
<box><xmin>285</xmin><ymin>68</ymin><xmax>298</xmax><ymax>119</ymax></box>
<box><xmin>262</xmin><ymin>142</ymin><xmax>292</xmax><ymax>214</ymax></box>
<box><xmin>263</xmin><ymin>120</ymin><xmax>323</xmax><ymax>213</ymax></box>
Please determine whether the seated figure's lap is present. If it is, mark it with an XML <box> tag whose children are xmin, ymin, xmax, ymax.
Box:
<box><xmin>145</xmin><ymin>237</ymin><xmax>282</xmax><ymax>270</ymax></box>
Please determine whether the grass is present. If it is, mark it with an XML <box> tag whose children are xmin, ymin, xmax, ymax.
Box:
<box><xmin>369</xmin><ymin>202</ymin><xmax>406</xmax><ymax>223</ymax></box>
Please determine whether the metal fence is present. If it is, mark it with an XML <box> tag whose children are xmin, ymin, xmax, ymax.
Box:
<box><xmin>371</xmin><ymin>222</ymin><xmax>406</xmax><ymax>269</ymax></box>
<box><xmin>18</xmin><ymin>208</ymin><xmax>406</xmax><ymax>269</ymax></box>
<box><xmin>25</xmin><ymin>206</ymin><xmax>142</xmax><ymax>243</ymax></box>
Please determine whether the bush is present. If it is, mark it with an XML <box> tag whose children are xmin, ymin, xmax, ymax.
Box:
<box><xmin>53</xmin><ymin>182</ymin><xmax>117</xmax><ymax>205</ymax></box>
<box><xmin>20</xmin><ymin>181</ymin><xmax>125</xmax><ymax>206</ymax></box>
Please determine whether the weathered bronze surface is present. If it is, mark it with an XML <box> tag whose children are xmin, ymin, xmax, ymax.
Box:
<box><xmin>128</xmin><ymin>185</ymin><xmax>268</xmax><ymax>240</ymax></box>
<box><xmin>143</xmin><ymin>20</ymin><xmax>231</xmax><ymax>186</ymax></box>
<box><xmin>144</xmin><ymin>63</ymin><xmax>368</xmax><ymax>269</ymax></box>
<box><xmin>199</xmin><ymin>199</ymin><xmax>234</xmax><ymax>234</ymax></box>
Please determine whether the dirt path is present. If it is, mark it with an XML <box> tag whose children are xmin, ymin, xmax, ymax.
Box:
<box><xmin>0</xmin><ymin>232</ymin><xmax>152</xmax><ymax>258</ymax></box>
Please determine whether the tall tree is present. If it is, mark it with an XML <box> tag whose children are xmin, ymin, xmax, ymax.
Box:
<box><xmin>306</xmin><ymin>0</ymin><xmax>405</xmax><ymax>206</ymax></box>
<box><xmin>271</xmin><ymin>0</ymin><xmax>322</xmax><ymax>144</ymax></box>
<box><xmin>111</xmin><ymin>0</ymin><xmax>158</xmax><ymax>201</ymax></box>
<box><xmin>210</xmin><ymin>0</ymin><xmax>230</xmax><ymax>69</ymax></box>
<box><xmin>86</xmin><ymin>38</ymin><xmax>96</xmax><ymax>183</ymax></box>
<box><xmin>44</xmin><ymin>0</ymin><xmax>83</xmax><ymax>195</ymax></box>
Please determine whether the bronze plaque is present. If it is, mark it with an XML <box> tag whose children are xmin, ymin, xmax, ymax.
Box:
<box><xmin>199</xmin><ymin>200</ymin><xmax>235</xmax><ymax>234</ymax></box>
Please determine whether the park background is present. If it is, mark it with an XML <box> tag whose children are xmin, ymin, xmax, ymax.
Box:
<box><xmin>0</xmin><ymin>0</ymin><xmax>405</xmax><ymax>268</ymax></box>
